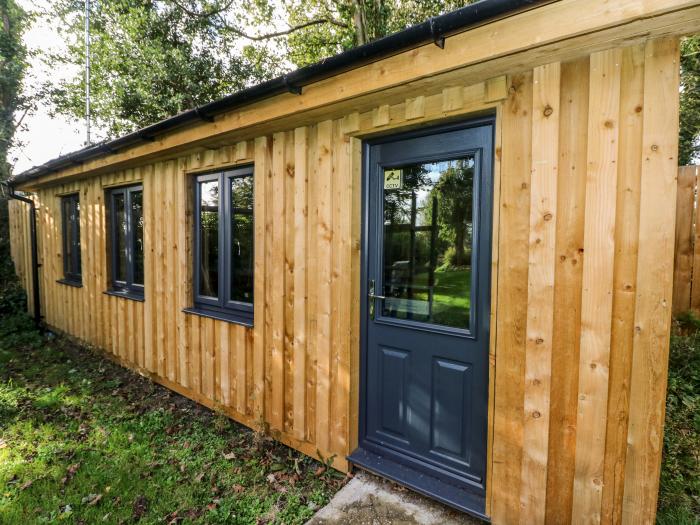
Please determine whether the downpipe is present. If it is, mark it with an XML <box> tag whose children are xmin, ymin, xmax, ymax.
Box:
<box><xmin>2</xmin><ymin>181</ymin><xmax>41</xmax><ymax>325</ymax></box>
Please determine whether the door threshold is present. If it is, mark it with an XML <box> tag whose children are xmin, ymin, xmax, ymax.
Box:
<box><xmin>348</xmin><ymin>447</ymin><xmax>489</xmax><ymax>522</ymax></box>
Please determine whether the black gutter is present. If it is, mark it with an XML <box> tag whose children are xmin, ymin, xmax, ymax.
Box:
<box><xmin>3</xmin><ymin>182</ymin><xmax>41</xmax><ymax>325</ymax></box>
<box><xmin>12</xmin><ymin>0</ymin><xmax>548</xmax><ymax>186</ymax></box>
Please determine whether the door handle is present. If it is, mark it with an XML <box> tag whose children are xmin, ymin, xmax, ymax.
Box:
<box><xmin>368</xmin><ymin>280</ymin><xmax>384</xmax><ymax>320</ymax></box>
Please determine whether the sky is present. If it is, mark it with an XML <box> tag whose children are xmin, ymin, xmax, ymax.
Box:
<box><xmin>11</xmin><ymin>0</ymin><xmax>87</xmax><ymax>174</ymax></box>
<box><xmin>10</xmin><ymin>0</ymin><xmax>289</xmax><ymax>175</ymax></box>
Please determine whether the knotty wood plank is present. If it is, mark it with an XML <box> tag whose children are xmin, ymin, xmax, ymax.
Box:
<box><xmin>520</xmin><ymin>61</ymin><xmax>560</xmax><ymax>524</ymax></box>
<box><xmin>154</xmin><ymin>162</ymin><xmax>166</xmax><ymax>376</ymax></box>
<box><xmin>305</xmin><ymin>125</ymin><xmax>319</xmax><ymax>444</ymax></box>
<box><xmin>348</xmin><ymin>130</ymin><xmax>362</xmax><ymax>456</ymax></box>
<box><xmin>601</xmin><ymin>43</ymin><xmax>645</xmax><ymax>525</ymax></box>
<box><xmin>622</xmin><ymin>36</ymin><xmax>681</xmax><ymax>525</ymax></box>
<box><xmin>177</xmin><ymin>157</ymin><xmax>191</xmax><ymax>388</ymax></box>
<box><xmin>315</xmin><ymin>120</ymin><xmax>333</xmax><ymax>454</ymax></box>
<box><xmin>544</xmin><ymin>56</ymin><xmax>589</xmax><ymax>525</ymax></box>
<box><xmin>490</xmin><ymin>71</ymin><xmax>533</xmax><ymax>525</ymax></box>
<box><xmin>284</xmin><ymin>131</ymin><xmax>296</xmax><ymax>433</ymax></box>
<box><xmin>165</xmin><ymin>160</ymin><xmax>177</xmax><ymax>381</ymax></box>
<box><xmin>253</xmin><ymin>136</ymin><xmax>271</xmax><ymax>420</ymax></box>
<box><xmin>293</xmin><ymin>126</ymin><xmax>308</xmax><ymax>441</ymax></box>
<box><xmin>571</xmin><ymin>47</ymin><xmax>622</xmax><ymax>522</ymax></box>
<box><xmin>270</xmin><ymin>131</ymin><xmax>286</xmax><ymax>431</ymax></box>
<box><xmin>235</xmin><ymin>326</ymin><xmax>247</xmax><ymax>414</ymax></box>
<box><xmin>217</xmin><ymin>322</ymin><xmax>234</xmax><ymax>406</ymax></box>
<box><xmin>143</xmin><ymin>165</ymin><xmax>156</xmax><ymax>372</ymax></box>
<box><xmin>673</xmin><ymin>166</ymin><xmax>695</xmax><ymax>315</ymax></box>
<box><xmin>201</xmin><ymin>317</ymin><xmax>215</xmax><ymax>400</ymax></box>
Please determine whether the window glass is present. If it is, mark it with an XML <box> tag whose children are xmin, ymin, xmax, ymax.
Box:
<box><xmin>63</xmin><ymin>198</ymin><xmax>74</xmax><ymax>271</ymax></box>
<box><xmin>114</xmin><ymin>192</ymin><xmax>127</xmax><ymax>283</ymax></box>
<box><xmin>107</xmin><ymin>186</ymin><xmax>144</xmax><ymax>295</ymax></box>
<box><xmin>230</xmin><ymin>174</ymin><xmax>254</xmax><ymax>303</ymax></box>
<box><xmin>381</xmin><ymin>157</ymin><xmax>475</xmax><ymax>330</ymax></box>
<box><xmin>199</xmin><ymin>179</ymin><xmax>219</xmax><ymax>299</ymax></box>
<box><xmin>131</xmin><ymin>190</ymin><xmax>144</xmax><ymax>285</ymax></box>
<box><xmin>62</xmin><ymin>194</ymin><xmax>81</xmax><ymax>282</ymax></box>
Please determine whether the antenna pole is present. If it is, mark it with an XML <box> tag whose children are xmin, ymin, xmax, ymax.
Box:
<box><xmin>84</xmin><ymin>0</ymin><xmax>91</xmax><ymax>145</ymax></box>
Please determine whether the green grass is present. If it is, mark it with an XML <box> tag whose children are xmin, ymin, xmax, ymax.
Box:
<box><xmin>406</xmin><ymin>267</ymin><xmax>470</xmax><ymax>328</ymax></box>
<box><xmin>657</xmin><ymin>314</ymin><xmax>700</xmax><ymax>524</ymax></box>
<box><xmin>0</xmin><ymin>314</ymin><xmax>345</xmax><ymax>524</ymax></box>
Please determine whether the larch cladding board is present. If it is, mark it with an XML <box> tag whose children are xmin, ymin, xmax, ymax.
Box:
<box><xmin>8</xmin><ymin>36</ymin><xmax>681</xmax><ymax>524</ymax></box>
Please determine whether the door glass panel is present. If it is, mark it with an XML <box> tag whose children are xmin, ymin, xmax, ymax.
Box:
<box><xmin>381</xmin><ymin>156</ymin><xmax>475</xmax><ymax>330</ymax></box>
<box><xmin>199</xmin><ymin>180</ymin><xmax>219</xmax><ymax>298</ymax></box>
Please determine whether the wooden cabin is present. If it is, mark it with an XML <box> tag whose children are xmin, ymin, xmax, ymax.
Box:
<box><xmin>8</xmin><ymin>0</ymin><xmax>699</xmax><ymax>522</ymax></box>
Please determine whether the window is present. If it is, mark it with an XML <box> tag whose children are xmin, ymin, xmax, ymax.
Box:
<box><xmin>108</xmin><ymin>185</ymin><xmax>144</xmax><ymax>298</ymax></box>
<box><xmin>61</xmin><ymin>193</ymin><xmax>82</xmax><ymax>284</ymax></box>
<box><xmin>192</xmin><ymin>166</ymin><xmax>254</xmax><ymax>324</ymax></box>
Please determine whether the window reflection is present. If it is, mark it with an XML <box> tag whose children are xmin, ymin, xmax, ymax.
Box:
<box><xmin>199</xmin><ymin>180</ymin><xmax>219</xmax><ymax>298</ymax></box>
<box><xmin>382</xmin><ymin>157</ymin><xmax>475</xmax><ymax>330</ymax></box>
<box><xmin>230</xmin><ymin>175</ymin><xmax>254</xmax><ymax>303</ymax></box>
<box><xmin>131</xmin><ymin>191</ymin><xmax>144</xmax><ymax>285</ymax></box>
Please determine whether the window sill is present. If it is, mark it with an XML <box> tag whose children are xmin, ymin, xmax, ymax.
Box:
<box><xmin>182</xmin><ymin>307</ymin><xmax>253</xmax><ymax>328</ymax></box>
<box><xmin>56</xmin><ymin>278</ymin><xmax>82</xmax><ymax>288</ymax></box>
<box><xmin>103</xmin><ymin>289</ymin><xmax>145</xmax><ymax>302</ymax></box>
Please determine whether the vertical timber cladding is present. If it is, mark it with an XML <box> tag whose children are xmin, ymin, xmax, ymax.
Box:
<box><xmin>7</xmin><ymin>36</ymin><xmax>682</xmax><ymax>524</ymax></box>
<box><xmin>490</xmin><ymin>38</ymin><xmax>680</xmax><ymax>524</ymax></box>
<box><xmin>31</xmin><ymin>127</ymin><xmax>361</xmax><ymax>471</ymax></box>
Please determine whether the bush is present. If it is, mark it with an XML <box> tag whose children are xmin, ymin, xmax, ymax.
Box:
<box><xmin>657</xmin><ymin>317</ymin><xmax>700</xmax><ymax>523</ymax></box>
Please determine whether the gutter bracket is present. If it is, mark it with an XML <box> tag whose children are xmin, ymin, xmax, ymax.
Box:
<box><xmin>195</xmin><ymin>108</ymin><xmax>215</xmax><ymax>123</ymax></box>
<box><xmin>429</xmin><ymin>18</ymin><xmax>445</xmax><ymax>49</ymax></box>
<box><xmin>284</xmin><ymin>77</ymin><xmax>303</xmax><ymax>95</ymax></box>
<box><xmin>140</xmin><ymin>134</ymin><xmax>156</xmax><ymax>142</ymax></box>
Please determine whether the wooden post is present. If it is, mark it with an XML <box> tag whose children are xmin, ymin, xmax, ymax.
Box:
<box><xmin>673</xmin><ymin>165</ymin><xmax>697</xmax><ymax>315</ymax></box>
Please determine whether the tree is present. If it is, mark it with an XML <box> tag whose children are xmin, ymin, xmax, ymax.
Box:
<box><xmin>680</xmin><ymin>36</ymin><xmax>700</xmax><ymax>165</ymax></box>
<box><xmin>44</xmin><ymin>0</ymin><xmax>477</xmax><ymax>135</ymax></box>
<box><xmin>283</xmin><ymin>0</ymin><xmax>476</xmax><ymax>67</ymax></box>
<box><xmin>45</xmin><ymin>0</ymin><xmax>286</xmax><ymax>139</ymax></box>
<box><xmin>0</xmin><ymin>0</ymin><xmax>29</xmax><ymax>180</ymax></box>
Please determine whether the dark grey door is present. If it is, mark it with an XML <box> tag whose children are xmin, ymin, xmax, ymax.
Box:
<box><xmin>350</xmin><ymin>120</ymin><xmax>493</xmax><ymax>516</ymax></box>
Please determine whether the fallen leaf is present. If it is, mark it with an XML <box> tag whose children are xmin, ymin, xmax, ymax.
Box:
<box><xmin>314</xmin><ymin>466</ymin><xmax>326</xmax><ymax>477</ymax></box>
<box><xmin>266</xmin><ymin>473</ymin><xmax>276</xmax><ymax>484</ymax></box>
<box><xmin>132</xmin><ymin>495</ymin><xmax>148</xmax><ymax>521</ymax></box>
<box><xmin>194</xmin><ymin>472</ymin><xmax>205</xmax><ymax>483</ymax></box>
<box><xmin>223</xmin><ymin>452</ymin><xmax>236</xmax><ymax>460</ymax></box>
<box><xmin>232</xmin><ymin>484</ymin><xmax>244</xmax><ymax>493</ymax></box>
<box><xmin>62</xmin><ymin>463</ymin><xmax>80</xmax><ymax>485</ymax></box>
<box><xmin>19</xmin><ymin>480</ymin><xmax>33</xmax><ymax>491</ymax></box>
<box><xmin>89</xmin><ymin>494</ymin><xmax>103</xmax><ymax>506</ymax></box>
<box><xmin>0</xmin><ymin>439</ymin><xmax>7</xmax><ymax>449</ymax></box>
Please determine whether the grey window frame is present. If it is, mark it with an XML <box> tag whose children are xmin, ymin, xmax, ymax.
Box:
<box><xmin>191</xmin><ymin>165</ymin><xmax>254</xmax><ymax>325</ymax></box>
<box><xmin>60</xmin><ymin>193</ymin><xmax>82</xmax><ymax>284</ymax></box>
<box><xmin>107</xmin><ymin>185</ymin><xmax>144</xmax><ymax>299</ymax></box>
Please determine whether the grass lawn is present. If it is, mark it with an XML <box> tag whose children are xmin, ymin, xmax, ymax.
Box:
<box><xmin>0</xmin><ymin>315</ymin><xmax>345</xmax><ymax>524</ymax></box>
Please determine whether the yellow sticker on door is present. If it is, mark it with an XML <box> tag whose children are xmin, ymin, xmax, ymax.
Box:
<box><xmin>384</xmin><ymin>169</ymin><xmax>403</xmax><ymax>190</ymax></box>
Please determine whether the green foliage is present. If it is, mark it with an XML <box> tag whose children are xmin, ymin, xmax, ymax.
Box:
<box><xmin>0</xmin><ymin>0</ymin><xmax>29</xmax><ymax>179</ymax></box>
<box><xmin>680</xmin><ymin>36</ymin><xmax>700</xmax><ymax>165</ymax></box>
<box><xmin>283</xmin><ymin>0</ymin><xmax>477</xmax><ymax>67</ymax></box>
<box><xmin>43</xmin><ymin>0</ymin><xmax>483</xmax><ymax>134</ymax></box>
<box><xmin>46</xmin><ymin>0</ymin><xmax>285</xmax><ymax>138</ymax></box>
<box><xmin>657</xmin><ymin>320</ymin><xmax>700</xmax><ymax>523</ymax></box>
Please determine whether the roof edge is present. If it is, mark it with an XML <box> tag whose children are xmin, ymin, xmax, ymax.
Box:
<box><xmin>11</xmin><ymin>0</ymin><xmax>546</xmax><ymax>186</ymax></box>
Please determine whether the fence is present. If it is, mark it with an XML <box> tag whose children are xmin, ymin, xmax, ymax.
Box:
<box><xmin>673</xmin><ymin>165</ymin><xmax>700</xmax><ymax>315</ymax></box>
